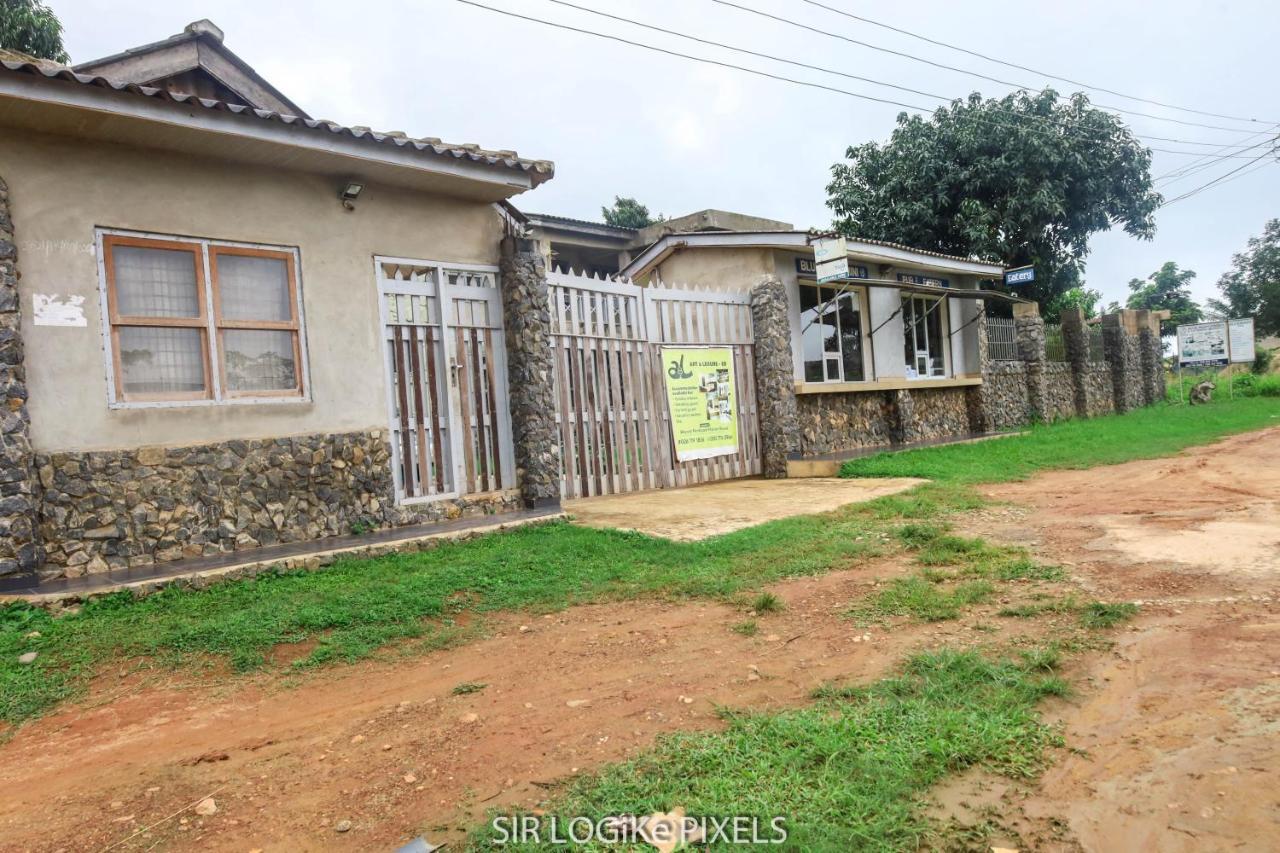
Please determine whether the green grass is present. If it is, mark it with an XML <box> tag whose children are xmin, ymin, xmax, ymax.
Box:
<box><xmin>1080</xmin><ymin>601</ymin><xmax>1138</xmax><ymax>628</ymax></box>
<box><xmin>855</xmin><ymin>576</ymin><xmax>995</xmax><ymax>622</ymax></box>
<box><xmin>468</xmin><ymin>648</ymin><xmax>1066</xmax><ymax>851</ymax></box>
<box><xmin>840</xmin><ymin>396</ymin><xmax>1280</xmax><ymax>484</ymax></box>
<box><xmin>451</xmin><ymin>681</ymin><xmax>488</xmax><ymax>695</ymax></box>
<box><xmin>1</xmin><ymin>502</ymin><xmax>901</xmax><ymax>724</ymax></box>
<box><xmin>750</xmin><ymin>591</ymin><xmax>784</xmax><ymax>613</ymax></box>
<box><xmin>731</xmin><ymin>620</ymin><xmax>759</xmax><ymax>637</ymax></box>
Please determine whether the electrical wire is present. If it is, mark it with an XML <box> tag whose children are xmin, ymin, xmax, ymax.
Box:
<box><xmin>457</xmin><ymin>1</ymin><xmax>1274</xmax><ymax>160</ymax></box>
<box><xmin>794</xmin><ymin>0</ymin><xmax>1274</xmax><ymax>126</ymax></box>
<box><xmin>1159</xmin><ymin>149</ymin><xmax>1278</xmax><ymax>207</ymax></box>
<box><xmin>710</xmin><ymin>0</ymin><xmax>1262</xmax><ymax>134</ymax></box>
<box><xmin>539</xmin><ymin>0</ymin><xmax>1266</xmax><ymax>152</ymax></box>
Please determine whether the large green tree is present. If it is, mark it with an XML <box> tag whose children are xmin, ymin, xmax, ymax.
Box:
<box><xmin>601</xmin><ymin>196</ymin><xmax>658</xmax><ymax>229</ymax></box>
<box><xmin>1125</xmin><ymin>261</ymin><xmax>1202</xmax><ymax>334</ymax></box>
<box><xmin>0</xmin><ymin>0</ymin><xmax>69</xmax><ymax>63</ymax></box>
<box><xmin>1208</xmin><ymin>219</ymin><xmax>1280</xmax><ymax>336</ymax></box>
<box><xmin>827</xmin><ymin>90</ymin><xmax>1161</xmax><ymax>315</ymax></box>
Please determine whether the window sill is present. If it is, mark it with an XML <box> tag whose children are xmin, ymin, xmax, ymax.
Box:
<box><xmin>108</xmin><ymin>395</ymin><xmax>313</xmax><ymax>411</ymax></box>
<box><xmin>794</xmin><ymin>376</ymin><xmax>982</xmax><ymax>395</ymax></box>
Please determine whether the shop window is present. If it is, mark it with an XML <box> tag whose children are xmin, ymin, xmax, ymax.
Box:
<box><xmin>799</xmin><ymin>283</ymin><xmax>867</xmax><ymax>383</ymax></box>
<box><xmin>101</xmin><ymin>233</ymin><xmax>306</xmax><ymax>404</ymax></box>
<box><xmin>902</xmin><ymin>294</ymin><xmax>949</xmax><ymax>378</ymax></box>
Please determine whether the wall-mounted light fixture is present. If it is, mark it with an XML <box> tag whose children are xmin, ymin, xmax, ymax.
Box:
<box><xmin>340</xmin><ymin>181</ymin><xmax>364</xmax><ymax>211</ymax></box>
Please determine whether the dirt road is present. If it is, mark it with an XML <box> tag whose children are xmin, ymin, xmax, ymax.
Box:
<box><xmin>2</xmin><ymin>428</ymin><xmax>1278</xmax><ymax>851</ymax></box>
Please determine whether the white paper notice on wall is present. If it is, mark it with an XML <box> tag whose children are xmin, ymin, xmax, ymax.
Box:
<box><xmin>33</xmin><ymin>294</ymin><xmax>88</xmax><ymax>327</ymax></box>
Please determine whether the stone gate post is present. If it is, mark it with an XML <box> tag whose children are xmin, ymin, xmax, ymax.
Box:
<box><xmin>1014</xmin><ymin>302</ymin><xmax>1050</xmax><ymax>422</ymax></box>
<box><xmin>749</xmin><ymin>275</ymin><xmax>800</xmax><ymax>478</ymax></box>
<box><xmin>499</xmin><ymin>234</ymin><xmax>561</xmax><ymax>509</ymax></box>
<box><xmin>1102</xmin><ymin>310</ymin><xmax>1141</xmax><ymax>413</ymax></box>
<box><xmin>1060</xmin><ymin>307</ymin><xmax>1090</xmax><ymax>418</ymax></box>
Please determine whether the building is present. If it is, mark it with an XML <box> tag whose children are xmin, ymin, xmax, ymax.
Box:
<box><xmin>0</xmin><ymin>21</ymin><xmax>552</xmax><ymax>578</ymax></box>
<box><xmin>0</xmin><ymin>21</ymin><xmax>1168</xmax><ymax>588</ymax></box>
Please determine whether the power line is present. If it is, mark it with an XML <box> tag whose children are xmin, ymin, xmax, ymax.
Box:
<box><xmin>459</xmin><ymin>1</ymin><xmax>1274</xmax><ymax>161</ymax></box>
<box><xmin>538</xmin><ymin>0</ymin><xmax>1264</xmax><ymax>152</ymax></box>
<box><xmin>795</xmin><ymin>0</ymin><xmax>1274</xmax><ymax>126</ymax></box>
<box><xmin>710</xmin><ymin>0</ymin><xmax>1261</xmax><ymax>134</ymax></box>
<box><xmin>1157</xmin><ymin>134</ymin><xmax>1279</xmax><ymax>186</ymax></box>
<box><xmin>1159</xmin><ymin>149</ymin><xmax>1278</xmax><ymax>207</ymax></box>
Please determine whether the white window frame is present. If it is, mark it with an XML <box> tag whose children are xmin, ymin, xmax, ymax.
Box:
<box><xmin>902</xmin><ymin>293</ymin><xmax>952</xmax><ymax>379</ymax></box>
<box><xmin>95</xmin><ymin>227</ymin><xmax>312</xmax><ymax>409</ymax></box>
<box><xmin>796</xmin><ymin>281</ymin><xmax>873</xmax><ymax>384</ymax></box>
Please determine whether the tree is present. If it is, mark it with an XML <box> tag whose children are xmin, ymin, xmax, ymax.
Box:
<box><xmin>1125</xmin><ymin>261</ymin><xmax>1202</xmax><ymax>334</ymax></box>
<box><xmin>827</xmin><ymin>89</ymin><xmax>1160</xmax><ymax>316</ymax></box>
<box><xmin>601</xmin><ymin>197</ymin><xmax>658</xmax><ymax>229</ymax></box>
<box><xmin>1207</xmin><ymin>219</ymin><xmax>1280</xmax><ymax>336</ymax></box>
<box><xmin>1048</xmin><ymin>286</ymin><xmax>1104</xmax><ymax>319</ymax></box>
<box><xmin>0</xmin><ymin>0</ymin><xmax>70</xmax><ymax>63</ymax></box>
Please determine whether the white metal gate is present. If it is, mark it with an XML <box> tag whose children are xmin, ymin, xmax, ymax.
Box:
<box><xmin>549</xmin><ymin>268</ymin><xmax>760</xmax><ymax>499</ymax></box>
<box><xmin>376</xmin><ymin>257</ymin><xmax>513</xmax><ymax>504</ymax></box>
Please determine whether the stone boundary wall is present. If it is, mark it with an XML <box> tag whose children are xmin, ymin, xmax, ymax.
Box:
<box><xmin>35</xmin><ymin>430</ymin><xmax>518</xmax><ymax>578</ymax></box>
<box><xmin>1081</xmin><ymin>362</ymin><xmax>1115</xmax><ymax>416</ymax></box>
<box><xmin>1043</xmin><ymin>362</ymin><xmax>1077</xmax><ymax>422</ymax></box>
<box><xmin>982</xmin><ymin>361</ymin><xmax>1032</xmax><ymax>431</ymax></box>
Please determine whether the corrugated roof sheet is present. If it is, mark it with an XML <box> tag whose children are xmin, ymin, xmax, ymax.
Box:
<box><xmin>0</xmin><ymin>59</ymin><xmax>554</xmax><ymax>185</ymax></box>
<box><xmin>806</xmin><ymin>228</ymin><xmax>1000</xmax><ymax>266</ymax></box>
<box><xmin>523</xmin><ymin>212</ymin><xmax>638</xmax><ymax>233</ymax></box>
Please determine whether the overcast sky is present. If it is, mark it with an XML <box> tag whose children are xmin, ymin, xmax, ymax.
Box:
<box><xmin>56</xmin><ymin>0</ymin><xmax>1278</xmax><ymax>307</ymax></box>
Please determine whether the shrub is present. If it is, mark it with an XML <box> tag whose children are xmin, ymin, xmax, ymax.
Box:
<box><xmin>1253</xmin><ymin>346</ymin><xmax>1274</xmax><ymax>376</ymax></box>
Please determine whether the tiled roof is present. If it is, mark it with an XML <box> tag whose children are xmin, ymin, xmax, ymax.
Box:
<box><xmin>0</xmin><ymin>59</ymin><xmax>554</xmax><ymax>185</ymax></box>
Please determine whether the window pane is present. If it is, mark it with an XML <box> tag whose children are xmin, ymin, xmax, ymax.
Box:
<box><xmin>902</xmin><ymin>297</ymin><xmax>916</xmax><ymax>374</ymax></box>
<box><xmin>926</xmin><ymin>299</ymin><xmax>946</xmax><ymax>375</ymax></box>
<box><xmin>113</xmin><ymin>245</ymin><xmax>200</xmax><ymax>318</ymax></box>
<box><xmin>217</xmin><ymin>254</ymin><xmax>292</xmax><ymax>322</ymax></box>
<box><xmin>117</xmin><ymin>326</ymin><xmax>206</xmax><ymax>395</ymax></box>
<box><xmin>799</xmin><ymin>284</ymin><xmax>826</xmax><ymax>382</ymax></box>
<box><xmin>837</xmin><ymin>293</ymin><xmax>864</xmax><ymax>382</ymax></box>
<box><xmin>223</xmin><ymin>329</ymin><xmax>298</xmax><ymax>392</ymax></box>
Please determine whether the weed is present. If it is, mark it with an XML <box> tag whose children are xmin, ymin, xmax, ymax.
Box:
<box><xmin>856</xmin><ymin>577</ymin><xmax>994</xmax><ymax>622</ymax></box>
<box><xmin>1080</xmin><ymin>602</ymin><xmax>1138</xmax><ymax>628</ymax></box>
<box><xmin>731</xmin><ymin>620</ymin><xmax>758</xmax><ymax>637</ymax></box>
<box><xmin>451</xmin><ymin>682</ymin><xmax>487</xmax><ymax>695</ymax></box>
<box><xmin>751</xmin><ymin>591</ymin><xmax>784</xmax><ymax>613</ymax></box>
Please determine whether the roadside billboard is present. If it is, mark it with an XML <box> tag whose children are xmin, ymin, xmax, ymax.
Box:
<box><xmin>1228</xmin><ymin>317</ymin><xmax>1256</xmax><ymax>364</ymax></box>
<box><xmin>1176</xmin><ymin>321</ymin><xmax>1229</xmax><ymax>367</ymax></box>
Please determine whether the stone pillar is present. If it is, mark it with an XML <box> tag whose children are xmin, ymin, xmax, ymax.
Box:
<box><xmin>1137</xmin><ymin>312</ymin><xmax>1164</xmax><ymax>404</ymax></box>
<box><xmin>1102</xmin><ymin>311</ymin><xmax>1140</xmax><ymax>413</ymax></box>
<box><xmin>0</xmin><ymin>176</ymin><xmax>41</xmax><ymax>576</ymax></box>
<box><xmin>749</xmin><ymin>275</ymin><xmax>800</xmax><ymax>478</ymax></box>
<box><xmin>499</xmin><ymin>234</ymin><xmax>561</xmax><ymax>509</ymax></box>
<box><xmin>1060</xmin><ymin>307</ymin><xmax>1090</xmax><ymax>418</ymax></box>
<box><xmin>1014</xmin><ymin>302</ymin><xmax>1049</xmax><ymax>423</ymax></box>
<box><xmin>965</xmin><ymin>302</ymin><xmax>992</xmax><ymax>434</ymax></box>
<box><xmin>891</xmin><ymin>389</ymin><xmax>919</xmax><ymax>444</ymax></box>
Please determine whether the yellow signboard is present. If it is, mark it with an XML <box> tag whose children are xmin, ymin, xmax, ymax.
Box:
<box><xmin>660</xmin><ymin>346</ymin><xmax>739</xmax><ymax>461</ymax></box>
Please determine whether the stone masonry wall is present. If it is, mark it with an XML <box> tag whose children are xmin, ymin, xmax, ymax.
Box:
<box><xmin>982</xmin><ymin>361</ymin><xmax>1031</xmax><ymax>431</ymax></box>
<box><xmin>499</xmin><ymin>235</ymin><xmax>560</xmax><ymax>509</ymax></box>
<box><xmin>36</xmin><ymin>430</ymin><xmax>518</xmax><ymax>578</ymax></box>
<box><xmin>797</xmin><ymin>392</ymin><xmax>894</xmax><ymax>456</ymax></box>
<box><xmin>0</xmin><ymin>175</ymin><xmax>41</xmax><ymax>576</ymax></box>
<box><xmin>1081</xmin><ymin>363</ymin><xmax>1115</xmax><ymax>416</ymax></box>
<box><xmin>1043</xmin><ymin>362</ymin><xmax>1077</xmax><ymax>422</ymax></box>
<box><xmin>750</xmin><ymin>276</ymin><xmax>801</xmax><ymax>477</ymax></box>
<box><xmin>910</xmin><ymin>388</ymin><xmax>971</xmax><ymax>440</ymax></box>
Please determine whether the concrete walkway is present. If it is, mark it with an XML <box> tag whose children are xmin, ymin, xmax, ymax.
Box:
<box><xmin>565</xmin><ymin>476</ymin><xmax>925</xmax><ymax>541</ymax></box>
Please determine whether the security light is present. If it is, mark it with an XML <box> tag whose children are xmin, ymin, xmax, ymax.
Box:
<box><xmin>340</xmin><ymin>181</ymin><xmax>364</xmax><ymax>210</ymax></box>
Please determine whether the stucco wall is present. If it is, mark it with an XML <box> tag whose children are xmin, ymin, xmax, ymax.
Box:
<box><xmin>2</xmin><ymin>130</ymin><xmax>505</xmax><ymax>453</ymax></box>
<box><xmin>648</xmin><ymin>247</ymin><xmax>774</xmax><ymax>291</ymax></box>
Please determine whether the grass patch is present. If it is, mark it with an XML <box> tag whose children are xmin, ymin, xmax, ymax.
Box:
<box><xmin>0</xmin><ymin>504</ymin><xmax>893</xmax><ymax>724</ymax></box>
<box><xmin>1080</xmin><ymin>601</ymin><xmax>1138</xmax><ymax>628</ymax></box>
<box><xmin>731</xmin><ymin>620</ymin><xmax>758</xmax><ymax>637</ymax></box>
<box><xmin>469</xmin><ymin>648</ymin><xmax>1065</xmax><ymax>851</ymax></box>
<box><xmin>451</xmin><ymin>681</ymin><xmax>487</xmax><ymax>695</ymax></box>
<box><xmin>840</xmin><ymin>396</ymin><xmax>1280</xmax><ymax>484</ymax></box>
<box><xmin>855</xmin><ymin>576</ymin><xmax>995</xmax><ymax>622</ymax></box>
<box><xmin>998</xmin><ymin>596</ymin><xmax>1080</xmax><ymax>619</ymax></box>
<box><xmin>750</xmin><ymin>592</ymin><xmax>784</xmax><ymax>613</ymax></box>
